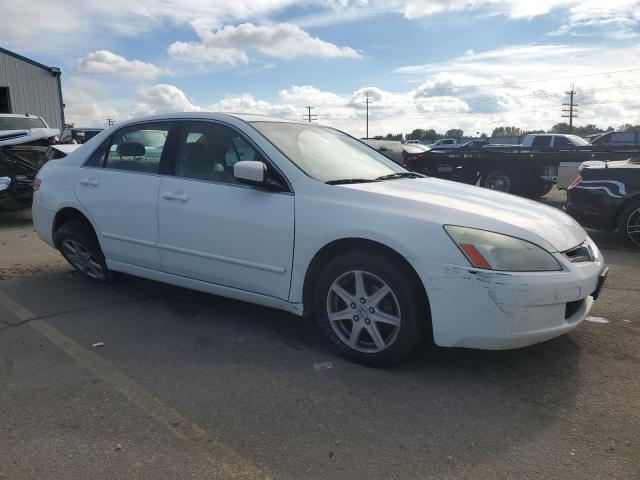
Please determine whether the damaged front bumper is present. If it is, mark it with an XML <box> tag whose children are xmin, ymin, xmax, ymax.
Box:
<box><xmin>408</xmin><ymin>252</ymin><xmax>606</xmax><ymax>350</ymax></box>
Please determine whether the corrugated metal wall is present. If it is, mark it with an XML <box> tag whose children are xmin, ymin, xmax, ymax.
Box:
<box><xmin>0</xmin><ymin>51</ymin><xmax>63</xmax><ymax>130</ymax></box>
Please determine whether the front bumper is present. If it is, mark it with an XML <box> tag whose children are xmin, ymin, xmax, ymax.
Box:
<box><xmin>408</xmin><ymin>253</ymin><xmax>606</xmax><ymax>350</ymax></box>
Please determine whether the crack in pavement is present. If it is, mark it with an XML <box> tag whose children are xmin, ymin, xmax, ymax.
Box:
<box><xmin>0</xmin><ymin>292</ymin><xmax>164</xmax><ymax>329</ymax></box>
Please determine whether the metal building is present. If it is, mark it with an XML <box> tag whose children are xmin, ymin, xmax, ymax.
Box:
<box><xmin>0</xmin><ymin>47</ymin><xmax>64</xmax><ymax>130</ymax></box>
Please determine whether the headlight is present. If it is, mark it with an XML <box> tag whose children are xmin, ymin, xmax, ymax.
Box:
<box><xmin>444</xmin><ymin>225</ymin><xmax>562</xmax><ymax>272</ymax></box>
<box><xmin>0</xmin><ymin>177</ymin><xmax>11</xmax><ymax>192</ymax></box>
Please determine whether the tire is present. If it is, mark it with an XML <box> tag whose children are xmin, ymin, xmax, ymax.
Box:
<box><xmin>480</xmin><ymin>167</ymin><xmax>521</xmax><ymax>195</ymax></box>
<box><xmin>523</xmin><ymin>181</ymin><xmax>554</xmax><ymax>199</ymax></box>
<box><xmin>617</xmin><ymin>199</ymin><xmax>640</xmax><ymax>249</ymax></box>
<box><xmin>314</xmin><ymin>250</ymin><xmax>427</xmax><ymax>367</ymax></box>
<box><xmin>54</xmin><ymin>219</ymin><xmax>117</xmax><ymax>283</ymax></box>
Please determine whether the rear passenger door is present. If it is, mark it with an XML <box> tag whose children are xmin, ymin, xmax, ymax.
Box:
<box><xmin>157</xmin><ymin>120</ymin><xmax>295</xmax><ymax>300</ymax></box>
<box><xmin>74</xmin><ymin>121</ymin><xmax>173</xmax><ymax>270</ymax></box>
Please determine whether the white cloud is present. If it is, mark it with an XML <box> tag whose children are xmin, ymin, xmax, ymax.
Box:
<box><xmin>0</xmin><ymin>0</ymin><xmax>304</xmax><ymax>54</ymax></box>
<box><xmin>133</xmin><ymin>84</ymin><xmax>202</xmax><ymax>116</ymax></box>
<box><xmin>77</xmin><ymin>50</ymin><xmax>167</xmax><ymax>80</ymax></box>
<box><xmin>64</xmin><ymin>40</ymin><xmax>640</xmax><ymax>137</ymax></box>
<box><xmin>168</xmin><ymin>23</ymin><xmax>361</xmax><ymax>64</ymax></box>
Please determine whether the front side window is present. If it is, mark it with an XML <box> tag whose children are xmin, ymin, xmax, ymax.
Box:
<box><xmin>104</xmin><ymin>123</ymin><xmax>171</xmax><ymax>174</ymax></box>
<box><xmin>553</xmin><ymin>136</ymin><xmax>572</xmax><ymax>147</ymax></box>
<box><xmin>251</xmin><ymin>122</ymin><xmax>406</xmax><ymax>183</ymax></box>
<box><xmin>176</xmin><ymin>121</ymin><xmax>266</xmax><ymax>184</ymax></box>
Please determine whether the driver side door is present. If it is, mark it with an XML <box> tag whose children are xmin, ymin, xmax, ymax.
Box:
<box><xmin>157</xmin><ymin>120</ymin><xmax>295</xmax><ymax>300</ymax></box>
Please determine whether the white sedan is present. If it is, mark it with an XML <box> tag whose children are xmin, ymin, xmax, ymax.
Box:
<box><xmin>32</xmin><ymin>113</ymin><xmax>608</xmax><ymax>366</ymax></box>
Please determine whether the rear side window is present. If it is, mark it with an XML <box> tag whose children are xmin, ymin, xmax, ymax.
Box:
<box><xmin>104</xmin><ymin>123</ymin><xmax>171</xmax><ymax>174</ymax></box>
<box><xmin>531</xmin><ymin>136</ymin><xmax>552</xmax><ymax>147</ymax></box>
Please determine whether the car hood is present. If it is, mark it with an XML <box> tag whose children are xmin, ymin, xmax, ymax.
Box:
<box><xmin>342</xmin><ymin>177</ymin><xmax>587</xmax><ymax>252</ymax></box>
<box><xmin>0</xmin><ymin>128</ymin><xmax>60</xmax><ymax>147</ymax></box>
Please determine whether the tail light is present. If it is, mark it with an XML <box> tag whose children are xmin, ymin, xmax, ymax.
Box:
<box><xmin>568</xmin><ymin>174</ymin><xmax>582</xmax><ymax>189</ymax></box>
<box><xmin>33</xmin><ymin>178</ymin><xmax>41</xmax><ymax>191</ymax></box>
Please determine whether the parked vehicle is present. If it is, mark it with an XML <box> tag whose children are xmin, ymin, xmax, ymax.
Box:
<box><xmin>361</xmin><ymin>139</ymin><xmax>403</xmax><ymax>163</ymax></box>
<box><xmin>428</xmin><ymin>138</ymin><xmax>457</xmax><ymax>149</ymax></box>
<box><xmin>565</xmin><ymin>158</ymin><xmax>640</xmax><ymax>248</ymax></box>
<box><xmin>33</xmin><ymin>113</ymin><xmax>607</xmax><ymax>366</ymax></box>
<box><xmin>590</xmin><ymin>131</ymin><xmax>639</xmax><ymax>147</ymax></box>
<box><xmin>0</xmin><ymin>143</ymin><xmax>79</xmax><ymax>212</ymax></box>
<box><xmin>458</xmin><ymin>140</ymin><xmax>489</xmax><ymax>149</ymax></box>
<box><xmin>403</xmin><ymin>137</ymin><xmax>640</xmax><ymax>197</ymax></box>
<box><xmin>60</xmin><ymin>127</ymin><xmax>103</xmax><ymax>144</ymax></box>
<box><xmin>404</xmin><ymin>140</ymin><xmax>421</xmax><ymax>145</ymax></box>
<box><xmin>521</xmin><ymin>134</ymin><xmax>590</xmax><ymax>148</ymax></box>
<box><xmin>0</xmin><ymin>114</ymin><xmax>60</xmax><ymax>147</ymax></box>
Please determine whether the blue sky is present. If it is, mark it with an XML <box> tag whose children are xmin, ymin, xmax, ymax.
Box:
<box><xmin>1</xmin><ymin>0</ymin><xmax>639</xmax><ymax>136</ymax></box>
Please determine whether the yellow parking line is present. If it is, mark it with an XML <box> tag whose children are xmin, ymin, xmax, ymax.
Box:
<box><xmin>0</xmin><ymin>289</ymin><xmax>270</xmax><ymax>480</ymax></box>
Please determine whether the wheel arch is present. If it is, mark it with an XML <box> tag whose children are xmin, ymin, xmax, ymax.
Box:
<box><xmin>301</xmin><ymin>237</ymin><xmax>432</xmax><ymax>337</ymax></box>
<box><xmin>617</xmin><ymin>194</ymin><xmax>640</xmax><ymax>223</ymax></box>
<box><xmin>52</xmin><ymin>207</ymin><xmax>98</xmax><ymax>248</ymax></box>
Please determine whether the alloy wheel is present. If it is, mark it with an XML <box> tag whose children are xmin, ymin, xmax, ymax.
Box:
<box><xmin>627</xmin><ymin>208</ymin><xmax>640</xmax><ymax>247</ymax></box>
<box><xmin>326</xmin><ymin>270</ymin><xmax>401</xmax><ymax>353</ymax></box>
<box><xmin>61</xmin><ymin>239</ymin><xmax>106</xmax><ymax>281</ymax></box>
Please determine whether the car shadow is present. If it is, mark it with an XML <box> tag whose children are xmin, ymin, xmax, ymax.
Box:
<box><xmin>146</xmin><ymin>278</ymin><xmax>582</xmax><ymax>477</ymax></box>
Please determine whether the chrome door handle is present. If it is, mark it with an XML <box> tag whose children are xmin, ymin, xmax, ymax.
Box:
<box><xmin>162</xmin><ymin>192</ymin><xmax>189</xmax><ymax>202</ymax></box>
<box><xmin>80</xmin><ymin>178</ymin><xmax>99</xmax><ymax>187</ymax></box>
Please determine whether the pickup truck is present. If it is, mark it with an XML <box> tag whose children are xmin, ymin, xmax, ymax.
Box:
<box><xmin>521</xmin><ymin>134</ymin><xmax>591</xmax><ymax>148</ymax></box>
<box><xmin>428</xmin><ymin>138</ymin><xmax>457</xmax><ymax>149</ymax></box>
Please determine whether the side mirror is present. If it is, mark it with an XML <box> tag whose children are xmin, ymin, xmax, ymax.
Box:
<box><xmin>233</xmin><ymin>160</ymin><xmax>267</xmax><ymax>184</ymax></box>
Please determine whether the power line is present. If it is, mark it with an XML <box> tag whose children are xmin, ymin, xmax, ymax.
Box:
<box><xmin>303</xmin><ymin>106</ymin><xmax>317</xmax><ymax>123</ymax></box>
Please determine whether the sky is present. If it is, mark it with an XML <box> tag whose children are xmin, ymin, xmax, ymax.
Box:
<box><xmin>1</xmin><ymin>0</ymin><xmax>639</xmax><ymax>137</ymax></box>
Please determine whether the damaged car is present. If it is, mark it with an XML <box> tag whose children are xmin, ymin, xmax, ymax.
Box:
<box><xmin>33</xmin><ymin>113</ymin><xmax>608</xmax><ymax>366</ymax></box>
<box><xmin>0</xmin><ymin>113</ymin><xmax>60</xmax><ymax>147</ymax></box>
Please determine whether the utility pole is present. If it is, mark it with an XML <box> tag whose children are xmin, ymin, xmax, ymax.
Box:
<box><xmin>303</xmin><ymin>106</ymin><xmax>317</xmax><ymax>123</ymax></box>
<box><xmin>364</xmin><ymin>91</ymin><xmax>372</xmax><ymax>139</ymax></box>
<box><xmin>105</xmin><ymin>117</ymin><xmax>116</xmax><ymax>127</ymax></box>
<box><xmin>562</xmin><ymin>85</ymin><xmax>578</xmax><ymax>134</ymax></box>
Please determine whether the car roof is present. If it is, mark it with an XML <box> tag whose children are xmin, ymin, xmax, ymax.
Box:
<box><xmin>115</xmin><ymin>112</ymin><xmax>308</xmax><ymax>127</ymax></box>
<box><xmin>0</xmin><ymin>114</ymin><xmax>44</xmax><ymax>119</ymax></box>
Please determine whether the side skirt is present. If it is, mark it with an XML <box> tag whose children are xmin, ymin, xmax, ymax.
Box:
<box><xmin>106</xmin><ymin>260</ymin><xmax>304</xmax><ymax>316</ymax></box>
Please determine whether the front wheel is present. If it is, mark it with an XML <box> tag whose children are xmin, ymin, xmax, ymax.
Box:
<box><xmin>618</xmin><ymin>199</ymin><xmax>640</xmax><ymax>249</ymax></box>
<box><xmin>314</xmin><ymin>250</ymin><xmax>427</xmax><ymax>367</ymax></box>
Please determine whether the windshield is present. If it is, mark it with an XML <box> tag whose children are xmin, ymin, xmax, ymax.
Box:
<box><xmin>252</xmin><ymin>122</ymin><xmax>406</xmax><ymax>183</ymax></box>
<box><xmin>566</xmin><ymin>135</ymin><xmax>590</xmax><ymax>146</ymax></box>
<box><xmin>0</xmin><ymin>117</ymin><xmax>47</xmax><ymax>130</ymax></box>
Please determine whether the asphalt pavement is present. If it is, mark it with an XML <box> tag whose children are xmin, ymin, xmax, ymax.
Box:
<box><xmin>0</xmin><ymin>190</ymin><xmax>639</xmax><ymax>479</ymax></box>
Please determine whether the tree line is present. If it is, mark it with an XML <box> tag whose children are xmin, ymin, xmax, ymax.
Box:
<box><xmin>372</xmin><ymin>123</ymin><xmax>640</xmax><ymax>141</ymax></box>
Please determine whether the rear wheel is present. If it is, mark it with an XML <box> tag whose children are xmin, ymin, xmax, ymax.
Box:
<box><xmin>618</xmin><ymin>199</ymin><xmax>640</xmax><ymax>249</ymax></box>
<box><xmin>54</xmin><ymin>219</ymin><xmax>117</xmax><ymax>283</ymax></box>
<box><xmin>481</xmin><ymin>167</ymin><xmax>521</xmax><ymax>195</ymax></box>
<box><xmin>523</xmin><ymin>181</ymin><xmax>554</xmax><ymax>198</ymax></box>
<box><xmin>314</xmin><ymin>250</ymin><xmax>426</xmax><ymax>367</ymax></box>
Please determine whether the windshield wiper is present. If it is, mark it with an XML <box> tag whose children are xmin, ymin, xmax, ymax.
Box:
<box><xmin>325</xmin><ymin>178</ymin><xmax>380</xmax><ymax>185</ymax></box>
<box><xmin>374</xmin><ymin>172</ymin><xmax>424</xmax><ymax>181</ymax></box>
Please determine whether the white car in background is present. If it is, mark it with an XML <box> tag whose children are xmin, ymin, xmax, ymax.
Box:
<box><xmin>32</xmin><ymin>113</ymin><xmax>607</xmax><ymax>366</ymax></box>
<box><xmin>0</xmin><ymin>113</ymin><xmax>60</xmax><ymax>146</ymax></box>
